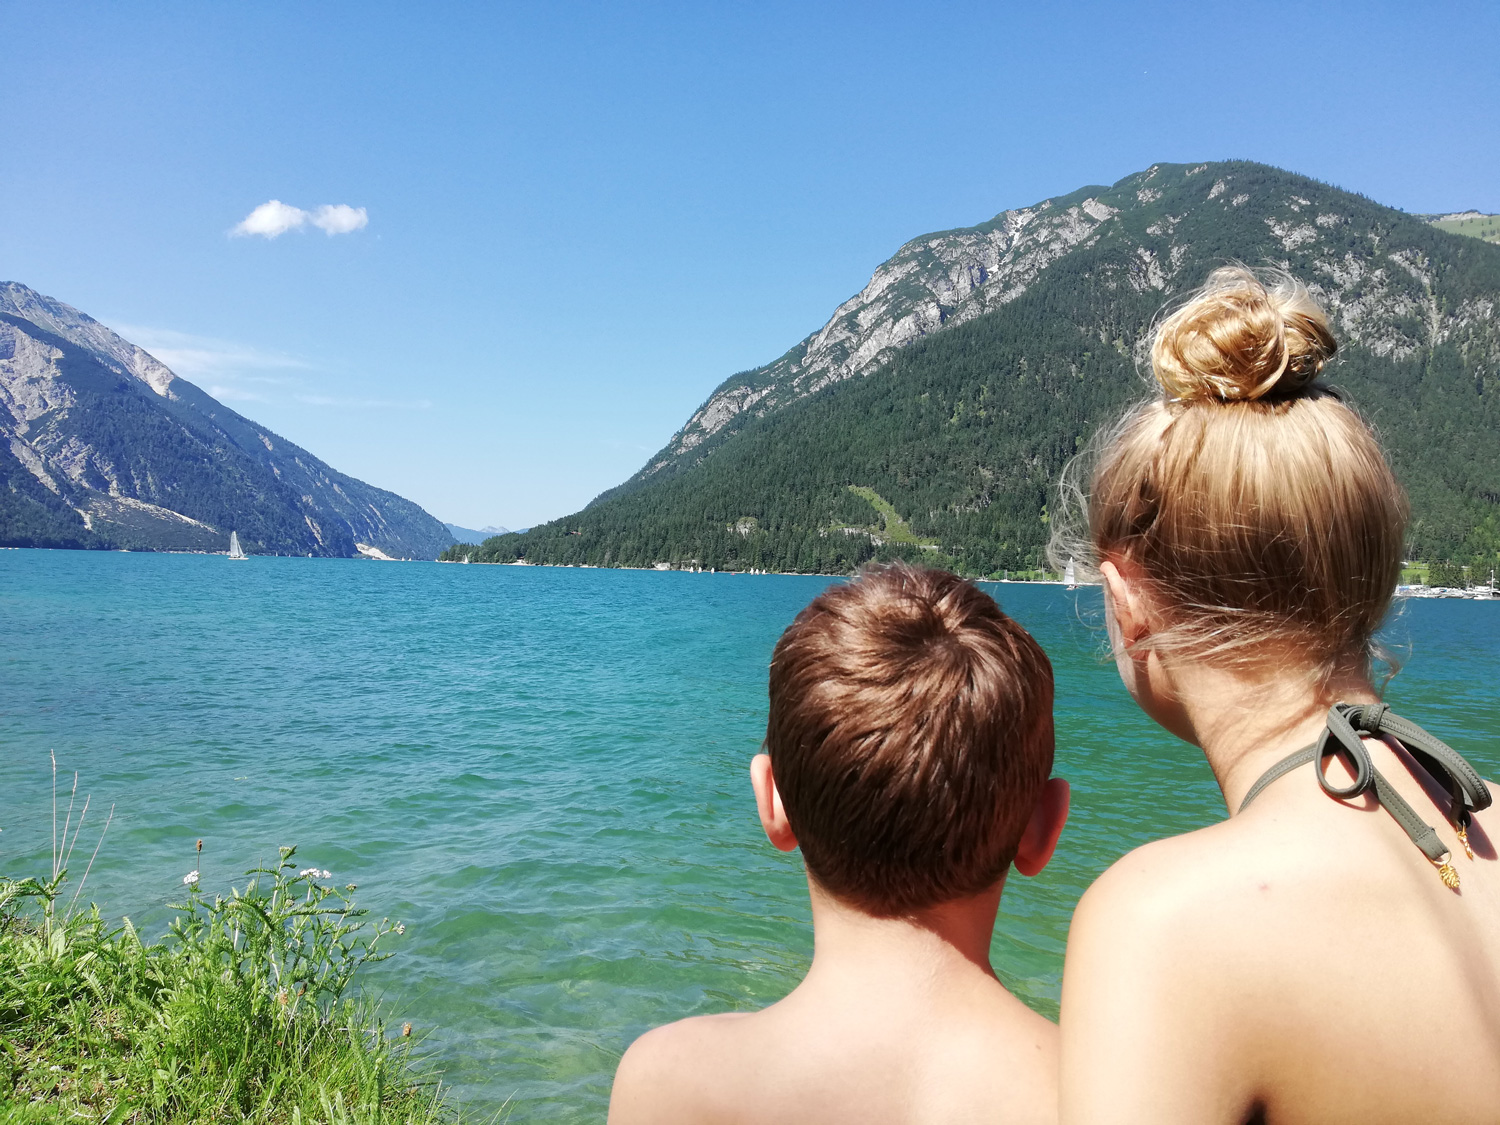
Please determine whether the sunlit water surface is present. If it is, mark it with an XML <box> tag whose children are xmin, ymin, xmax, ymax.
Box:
<box><xmin>3</xmin><ymin>551</ymin><xmax>1497</xmax><ymax>1119</ymax></box>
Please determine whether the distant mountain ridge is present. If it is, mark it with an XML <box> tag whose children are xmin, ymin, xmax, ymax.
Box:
<box><xmin>460</xmin><ymin>160</ymin><xmax>1500</xmax><ymax>575</ymax></box>
<box><xmin>445</xmin><ymin>522</ymin><xmax>510</xmax><ymax>542</ymax></box>
<box><xmin>0</xmin><ymin>283</ymin><xmax>452</xmax><ymax>558</ymax></box>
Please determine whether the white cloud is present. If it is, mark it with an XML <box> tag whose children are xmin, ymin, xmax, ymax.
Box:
<box><xmin>232</xmin><ymin>200</ymin><xmax>368</xmax><ymax>238</ymax></box>
<box><xmin>111</xmin><ymin>325</ymin><xmax>312</xmax><ymax>381</ymax></box>
<box><xmin>310</xmin><ymin>204</ymin><xmax>368</xmax><ymax>235</ymax></box>
<box><xmin>208</xmin><ymin>384</ymin><xmax>268</xmax><ymax>403</ymax></box>
<box><xmin>105</xmin><ymin>324</ymin><xmax>426</xmax><ymax>415</ymax></box>
<box><xmin>233</xmin><ymin>200</ymin><xmax>310</xmax><ymax>238</ymax></box>
<box><xmin>296</xmin><ymin>394</ymin><xmax>432</xmax><ymax>410</ymax></box>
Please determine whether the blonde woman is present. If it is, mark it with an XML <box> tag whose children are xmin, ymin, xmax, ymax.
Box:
<box><xmin>1057</xmin><ymin>268</ymin><xmax>1500</xmax><ymax>1124</ymax></box>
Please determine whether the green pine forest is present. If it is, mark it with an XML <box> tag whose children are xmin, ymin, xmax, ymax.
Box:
<box><xmin>445</xmin><ymin>163</ymin><xmax>1500</xmax><ymax>582</ymax></box>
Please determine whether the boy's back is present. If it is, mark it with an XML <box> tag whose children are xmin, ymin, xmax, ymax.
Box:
<box><xmin>609</xmin><ymin>903</ymin><xmax>1058</xmax><ymax>1124</ymax></box>
<box><xmin>608</xmin><ymin>566</ymin><xmax>1068</xmax><ymax>1125</ymax></box>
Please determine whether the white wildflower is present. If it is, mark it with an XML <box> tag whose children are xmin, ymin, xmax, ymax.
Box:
<box><xmin>395</xmin><ymin>922</ymin><xmax>406</xmax><ymax>935</ymax></box>
<box><xmin>321</xmin><ymin>869</ymin><xmax>332</xmax><ymax>879</ymax></box>
<box><xmin>299</xmin><ymin>868</ymin><xmax>318</xmax><ymax>877</ymax></box>
<box><xmin>183</xmin><ymin>870</ymin><xmax>200</xmax><ymax>886</ymax></box>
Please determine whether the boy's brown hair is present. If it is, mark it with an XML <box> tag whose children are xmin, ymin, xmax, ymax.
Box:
<box><xmin>766</xmin><ymin>564</ymin><xmax>1055</xmax><ymax>917</ymax></box>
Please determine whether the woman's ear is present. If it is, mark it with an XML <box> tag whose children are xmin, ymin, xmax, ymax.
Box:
<box><xmin>750</xmin><ymin>753</ymin><xmax>798</xmax><ymax>852</ymax></box>
<box><xmin>1099</xmin><ymin>559</ymin><xmax>1196</xmax><ymax>743</ymax></box>
<box><xmin>1013</xmin><ymin>777</ymin><xmax>1070</xmax><ymax>878</ymax></box>
<box><xmin>1099</xmin><ymin>558</ymin><xmax>1146</xmax><ymax>647</ymax></box>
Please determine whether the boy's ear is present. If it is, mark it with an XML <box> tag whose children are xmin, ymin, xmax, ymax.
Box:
<box><xmin>750</xmin><ymin>753</ymin><xmax>798</xmax><ymax>852</ymax></box>
<box><xmin>1013</xmin><ymin>777</ymin><xmax>1070</xmax><ymax>878</ymax></box>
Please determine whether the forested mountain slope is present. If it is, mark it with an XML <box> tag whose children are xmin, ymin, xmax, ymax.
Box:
<box><xmin>455</xmin><ymin>160</ymin><xmax>1500</xmax><ymax>575</ymax></box>
<box><xmin>0</xmin><ymin>283</ymin><xmax>453</xmax><ymax>557</ymax></box>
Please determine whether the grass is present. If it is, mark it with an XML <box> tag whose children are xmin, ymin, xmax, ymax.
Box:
<box><xmin>846</xmin><ymin>486</ymin><xmax>940</xmax><ymax>549</ymax></box>
<box><xmin>1400</xmin><ymin>561</ymin><xmax>1497</xmax><ymax>588</ymax></box>
<box><xmin>1401</xmin><ymin>562</ymin><xmax>1431</xmax><ymax>585</ymax></box>
<box><xmin>1430</xmin><ymin>213</ymin><xmax>1500</xmax><ymax>244</ymax></box>
<box><xmin>0</xmin><ymin>770</ymin><xmax>463</xmax><ymax>1124</ymax></box>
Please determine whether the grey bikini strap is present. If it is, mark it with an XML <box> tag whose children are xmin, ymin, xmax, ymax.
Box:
<box><xmin>1238</xmin><ymin>703</ymin><xmax>1492</xmax><ymax>872</ymax></box>
<box><xmin>1238</xmin><ymin>743</ymin><xmax>1318</xmax><ymax>811</ymax></box>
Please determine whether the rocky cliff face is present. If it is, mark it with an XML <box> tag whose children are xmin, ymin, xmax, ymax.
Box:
<box><xmin>654</xmin><ymin>192</ymin><xmax>1122</xmax><ymax>466</ymax></box>
<box><xmin>619</xmin><ymin>160</ymin><xmax>1500</xmax><ymax>493</ymax></box>
<box><xmin>499</xmin><ymin>160</ymin><xmax>1500</xmax><ymax>575</ymax></box>
<box><xmin>0</xmin><ymin>283</ymin><xmax>453</xmax><ymax>557</ymax></box>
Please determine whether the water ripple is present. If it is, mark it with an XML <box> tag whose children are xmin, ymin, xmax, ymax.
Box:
<box><xmin>1</xmin><ymin>552</ymin><xmax>1494</xmax><ymax>1119</ymax></box>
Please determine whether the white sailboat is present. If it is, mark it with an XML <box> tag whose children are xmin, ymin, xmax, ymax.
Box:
<box><xmin>227</xmin><ymin>531</ymin><xmax>248</xmax><ymax>560</ymax></box>
<box><xmin>1063</xmin><ymin>558</ymin><xmax>1077</xmax><ymax>589</ymax></box>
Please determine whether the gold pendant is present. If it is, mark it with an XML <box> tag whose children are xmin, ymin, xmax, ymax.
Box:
<box><xmin>1436</xmin><ymin>855</ymin><xmax>1461</xmax><ymax>890</ymax></box>
<box><xmin>1456</xmin><ymin>824</ymin><xmax>1476</xmax><ymax>861</ymax></box>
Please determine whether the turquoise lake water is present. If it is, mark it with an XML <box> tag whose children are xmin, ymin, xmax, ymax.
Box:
<box><xmin>3</xmin><ymin>550</ymin><xmax>1498</xmax><ymax>1120</ymax></box>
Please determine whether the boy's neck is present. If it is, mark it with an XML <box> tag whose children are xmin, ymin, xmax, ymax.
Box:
<box><xmin>803</xmin><ymin>877</ymin><xmax>1004</xmax><ymax>988</ymax></box>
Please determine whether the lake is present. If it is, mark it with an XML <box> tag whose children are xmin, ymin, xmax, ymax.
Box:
<box><xmin>2</xmin><ymin>550</ymin><xmax>1497</xmax><ymax>1120</ymax></box>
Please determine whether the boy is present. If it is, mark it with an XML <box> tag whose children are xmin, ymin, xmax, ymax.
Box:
<box><xmin>608</xmin><ymin>564</ymin><xmax>1070</xmax><ymax>1125</ymax></box>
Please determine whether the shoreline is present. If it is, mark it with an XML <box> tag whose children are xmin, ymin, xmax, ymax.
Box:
<box><xmin>10</xmin><ymin>548</ymin><xmax>1497</xmax><ymax>598</ymax></box>
<box><xmin>444</xmin><ymin>557</ymin><xmax>1084</xmax><ymax>583</ymax></box>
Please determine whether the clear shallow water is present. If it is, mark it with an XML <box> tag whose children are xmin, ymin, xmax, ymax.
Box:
<box><xmin>2</xmin><ymin>551</ymin><xmax>1497</xmax><ymax>1120</ymax></box>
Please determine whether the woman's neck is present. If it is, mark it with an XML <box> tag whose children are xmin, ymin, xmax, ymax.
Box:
<box><xmin>1156</xmin><ymin>654</ymin><xmax>1381</xmax><ymax>814</ymax></box>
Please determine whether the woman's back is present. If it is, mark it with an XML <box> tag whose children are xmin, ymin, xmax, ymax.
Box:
<box><xmin>1054</xmin><ymin>265</ymin><xmax>1500</xmax><ymax>1123</ymax></box>
<box><xmin>1062</xmin><ymin>718</ymin><xmax>1500</xmax><ymax>1123</ymax></box>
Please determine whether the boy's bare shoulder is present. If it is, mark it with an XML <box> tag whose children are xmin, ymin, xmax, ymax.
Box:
<box><xmin>607</xmin><ymin>1011</ymin><xmax>757</xmax><ymax>1125</ymax></box>
<box><xmin>612</xmin><ymin>990</ymin><xmax>1057</xmax><ymax>1125</ymax></box>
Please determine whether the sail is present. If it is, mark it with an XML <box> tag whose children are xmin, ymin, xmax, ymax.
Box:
<box><xmin>228</xmin><ymin>531</ymin><xmax>246</xmax><ymax>559</ymax></box>
<box><xmin>1063</xmin><ymin>559</ymin><xmax>1076</xmax><ymax>586</ymax></box>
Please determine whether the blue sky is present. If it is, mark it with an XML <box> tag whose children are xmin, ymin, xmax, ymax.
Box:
<box><xmin>3</xmin><ymin>1</ymin><xmax>1497</xmax><ymax>529</ymax></box>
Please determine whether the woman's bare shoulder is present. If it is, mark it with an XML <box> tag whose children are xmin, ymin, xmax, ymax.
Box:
<box><xmin>1069</xmin><ymin>813</ymin><xmax>1347</xmax><ymax>978</ymax></box>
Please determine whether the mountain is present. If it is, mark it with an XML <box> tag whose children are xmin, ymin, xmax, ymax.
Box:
<box><xmin>445</xmin><ymin>522</ymin><xmax>510</xmax><ymax>542</ymax></box>
<box><xmin>0</xmin><ymin>283</ymin><xmax>453</xmax><ymax>558</ymax></box>
<box><xmin>452</xmin><ymin>160</ymin><xmax>1500</xmax><ymax>575</ymax></box>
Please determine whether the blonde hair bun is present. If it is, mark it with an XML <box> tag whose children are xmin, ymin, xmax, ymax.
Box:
<box><xmin>1152</xmin><ymin>266</ymin><xmax>1337</xmax><ymax>403</ymax></box>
